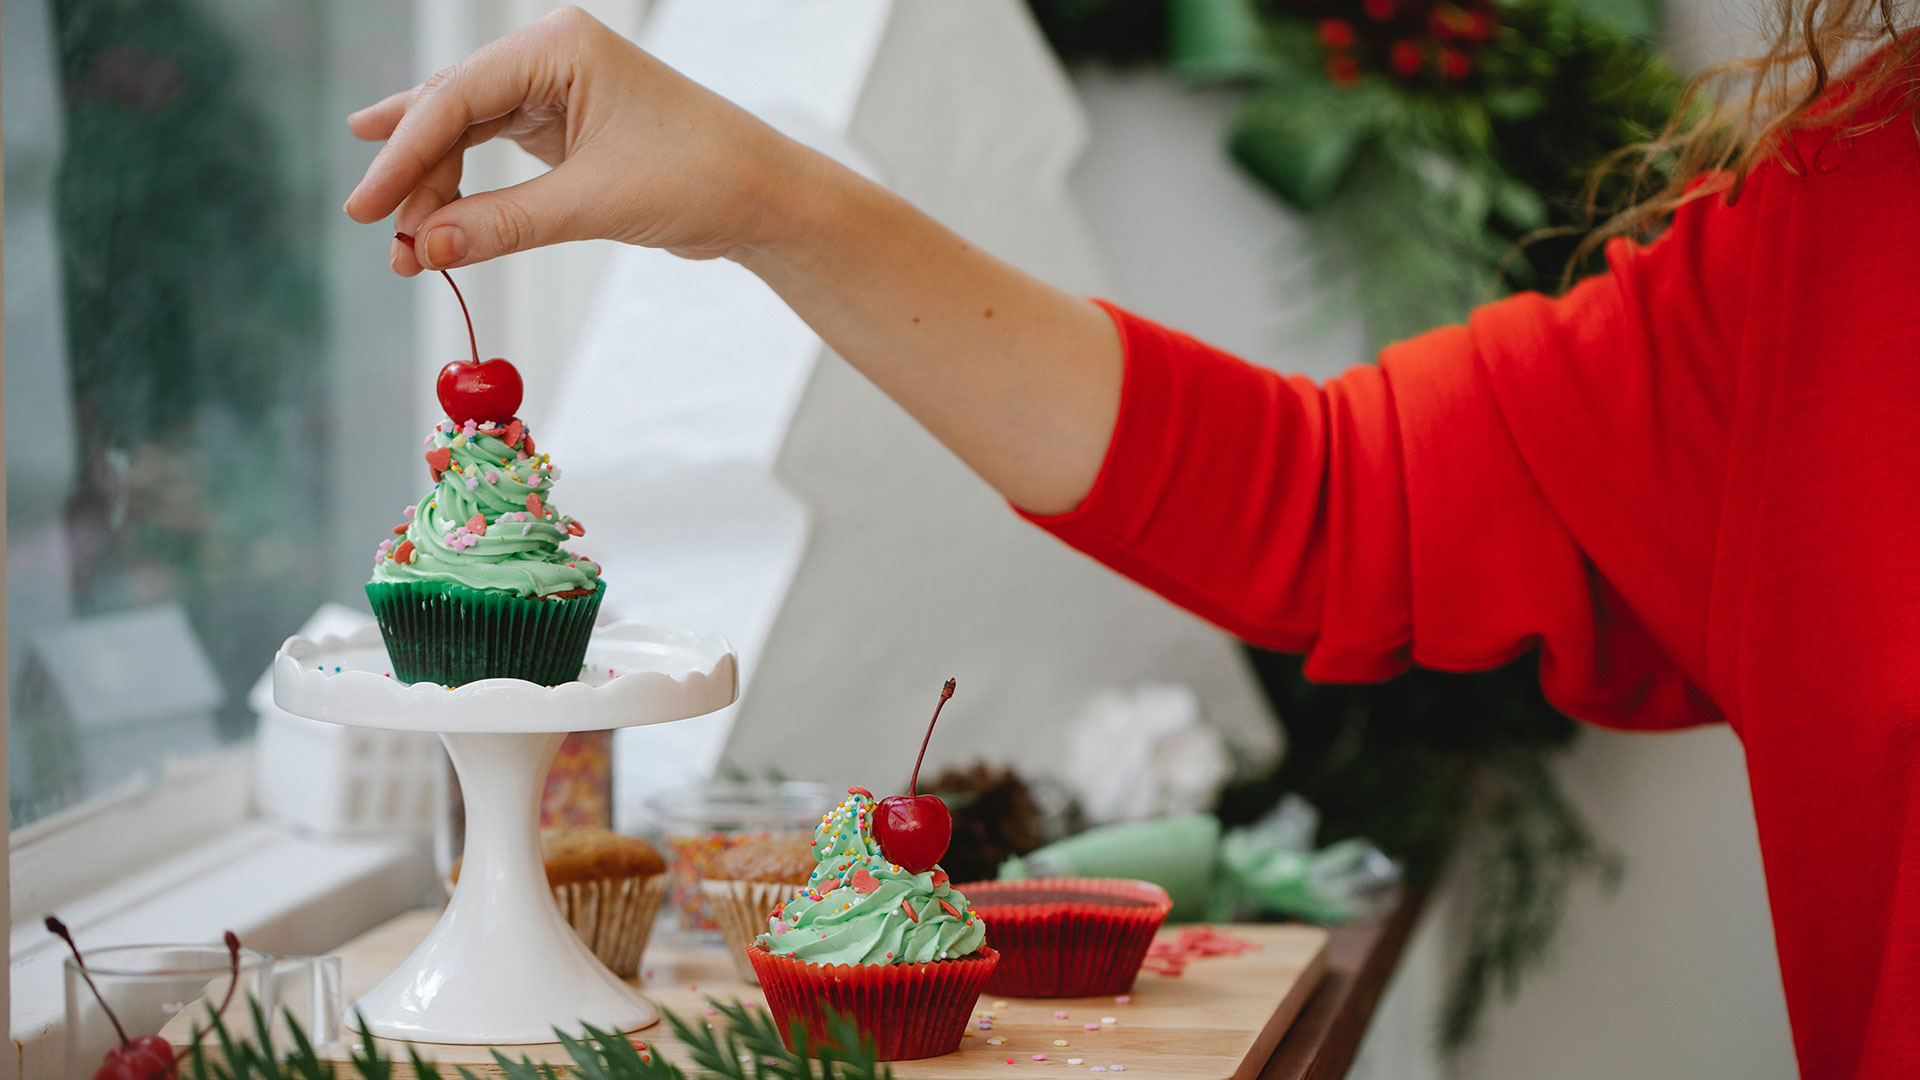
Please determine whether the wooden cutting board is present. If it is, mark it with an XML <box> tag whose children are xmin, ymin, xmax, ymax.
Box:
<box><xmin>324</xmin><ymin>909</ymin><xmax>1328</xmax><ymax>1080</ymax></box>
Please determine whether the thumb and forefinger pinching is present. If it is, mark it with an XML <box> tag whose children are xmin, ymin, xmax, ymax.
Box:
<box><xmin>342</xmin><ymin>10</ymin><xmax>593</xmax><ymax>269</ymax></box>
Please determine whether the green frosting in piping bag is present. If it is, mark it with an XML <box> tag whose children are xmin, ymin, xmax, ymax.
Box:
<box><xmin>757</xmin><ymin>788</ymin><xmax>987</xmax><ymax>965</ymax></box>
<box><xmin>371</xmin><ymin>419</ymin><xmax>601</xmax><ymax>598</ymax></box>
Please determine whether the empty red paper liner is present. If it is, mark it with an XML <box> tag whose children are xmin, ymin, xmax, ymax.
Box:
<box><xmin>962</xmin><ymin>878</ymin><xmax>1172</xmax><ymax>997</ymax></box>
<box><xmin>747</xmin><ymin>945</ymin><xmax>998</xmax><ymax>1060</ymax></box>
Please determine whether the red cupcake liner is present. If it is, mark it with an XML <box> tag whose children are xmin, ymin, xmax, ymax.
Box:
<box><xmin>963</xmin><ymin>878</ymin><xmax>1172</xmax><ymax>997</ymax></box>
<box><xmin>746</xmin><ymin>945</ymin><xmax>999</xmax><ymax>1061</ymax></box>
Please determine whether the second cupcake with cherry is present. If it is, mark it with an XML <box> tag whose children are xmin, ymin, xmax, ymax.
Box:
<box><xmin>748</xmin><ymin>680</ymin><xmax>998</xmax><ymax>1060</ymax></box>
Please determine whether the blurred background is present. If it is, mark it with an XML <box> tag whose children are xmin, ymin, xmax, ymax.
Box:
<box><xmin>4</xmin><ymin>0</ymin><xmax>1791</xmax><ymax>1076</ymax></box>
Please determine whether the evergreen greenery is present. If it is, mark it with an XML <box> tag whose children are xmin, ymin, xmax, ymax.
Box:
<box><xmin>180</xmin><ymin>1000</ymin><xmax>891</xmax><ymax>1080</ymax></box>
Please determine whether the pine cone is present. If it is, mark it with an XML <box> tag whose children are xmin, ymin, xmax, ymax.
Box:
<box><xmin>920</xmin><ymin>763</ymin><xmax>1069</xmax><ymax>884</ymax></box>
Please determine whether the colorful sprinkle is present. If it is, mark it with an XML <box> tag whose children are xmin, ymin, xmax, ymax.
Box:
<box><xmin>986</xmin><ymin>1037</ymin><xmax>1004</xmax><ymax>1046</ymax></box>
<box><xmin>1033</xmin><ymin>1055</ymin><xmax>1048</xmax><ymax>1062</ymax></box>
<box><xmin>1068</xmin><ymin>1060</ymin><xmax>1084</xmax><ymax>1066</ymax></box>
<box><xmin>1115</xmin><ymin>996</ymin><xmax>1131</xmax><ymax>1005</ymax></box>
<box><xmin>1084</xmin><ymin>1023</ymin><xmax>1099</xmax><ymax>1031</ymax></box>
<box><xmin>1054</xmin><ymin>1011</ymin><xmax>1069</xmax><ymax>1020</ymax></box>
<box><xmin>1100</xmin><ymin>1017</ymin><xmax>1117</xmax><ymax>1025</ymax></box>
<box><xmin>1054</xmin><ymin>1040</ymin><xmax>1069</xmax><ymax>1047</ymax></box>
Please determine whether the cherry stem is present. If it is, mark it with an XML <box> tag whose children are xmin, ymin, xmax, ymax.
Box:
<box><xmin>394</xmin><ymin>232</ymin><xmax>480</xmax><ymax>366</ymax></box>
<box><xmin>907</xmin><ymin>679</ymin><xmax>956</xmax><ymax>797</ymax></box>
<box><xmin>216</xmin><ymin>931</ymin><xmax>242</xmax><ymax>1017</ymax></box>
<box><xmin>46</xmin><ymin>915</ymin><xmax>131</xmax><ymax>1048</ymax></box>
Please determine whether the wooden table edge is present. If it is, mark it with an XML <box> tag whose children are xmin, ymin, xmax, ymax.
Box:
<box><xmin>1255</xmin><ymin>884</ymin><xmax>1433</xmax><ymax>1080</ymax></box>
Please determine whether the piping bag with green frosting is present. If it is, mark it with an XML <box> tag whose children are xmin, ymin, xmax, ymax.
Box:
<box><xmin>757</xmin><ymin>786</ymin><xmax>987</xmax><ymax>964</ymax></box>
<box><xmin>758</xmin><ymin>680</ymin><xmax>987</xmax><ymax>964</ymax></box>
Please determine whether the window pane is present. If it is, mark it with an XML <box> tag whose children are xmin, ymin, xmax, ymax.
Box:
<box><xmin>5</xmin><ymin>0</ymin><xmax>414</xmax><ymax>827</ymax></box>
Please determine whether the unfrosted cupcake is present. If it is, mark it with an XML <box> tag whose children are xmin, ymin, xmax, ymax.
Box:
<box><xmin>367</xmin><ymin>393</ymin><xmax>605</xmax><ymax>687</ymax></box>
<box><xmin>962</xmin><ymin>877</ymin><xmax>1171</xmax><ymax>996</ymax></box>
<box><xmin>455</xmin><ymin>827</ymin><xmax>668</xmax><ymax>978</ymax></box>
<box><xmin>747</xmin><ymin>787</ymin><xmax>997</xmax><ymax>1060</ymax></box>
<box><xmin>700</xmin><ymin>832</ymin><xmax>815</xmax><ymax>982</ymax></box>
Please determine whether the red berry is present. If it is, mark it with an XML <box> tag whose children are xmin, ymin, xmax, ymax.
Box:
<box><xmin>436</xmin><ymin>359</ymin><xmax>524</xmax><ymax>426</ymax></box>
<box><xmin>1327</xmin><ymin>54</ymin><xmax>1362</xmax><ymax>84</ymax></box>
<box><xmin>1461</xmin><ymin>11</ymin><xmax>1494</xmax><ymax>41</ymax></box>
<box><xmin>871</xmin><ymin>679</ymin><xmax>958</xmax><ymax>874</ymax></box>
<box><xmin>1439</xmin><ymin>46</ymin><xmax>1472</xmax><ymax>79</ymax></box>
<box><xmin>95</xmin><ymin>1037</ymin><xmax>173</xmax><ymax>1080</ymax></box>
<box><xmin>873</xmin><ymin>794</ymin><xmax>953</xmax><ymax>875</ymax></box>
<box><xmin>394</xmin><ymin>233</ymin><xmax>525</xmax><ymax>425</ymax></box>
<box><xmin>1316</xmin><ymin>17</ymin><xmax>1356</xmax><ymax>48</ymax></box>
<box><xmin>1388</xmin><ymin>40</ymin><xmax>1425</xmax><ymax>77</ymax></box>
<box><xmin>127</xmin><ymin>1037</ymin><xmax>174</xmax><ymax>1065</ymax></box>
<box><xmin>1361</xmin><ymin>0</ymin><xmax>1395</xmax><ymax>21</ymax></box>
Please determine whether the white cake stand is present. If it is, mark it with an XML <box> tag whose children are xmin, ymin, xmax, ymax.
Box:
<box><xmin>272</xmin><ymin>621</ymin><xmax>738</xmax><ymax>1045</ymax></box>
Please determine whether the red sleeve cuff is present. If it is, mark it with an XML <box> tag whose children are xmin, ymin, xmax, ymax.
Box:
<box><xmin>1015</xmin><ymin>299</ymin><xmax>1173</xmax><ymax>546</ymax></box>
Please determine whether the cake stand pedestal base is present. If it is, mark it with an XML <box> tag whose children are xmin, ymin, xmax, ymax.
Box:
<box><xmin>353</xmin><ymin>732</ymin><xmax>658</xmax><ymax>1044</ymax></box>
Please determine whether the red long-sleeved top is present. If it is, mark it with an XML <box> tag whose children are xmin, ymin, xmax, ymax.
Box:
<box><xmin>1023</xmin><ymin>77</ymin><xmax>1920</xmax><ymax>1078</ymax></box>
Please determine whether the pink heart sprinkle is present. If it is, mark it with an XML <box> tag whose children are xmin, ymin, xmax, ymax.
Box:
<box><xmin>526</xmin><ymin>492</ymin><xmax>544</xmax><ymax>517</ymax></box>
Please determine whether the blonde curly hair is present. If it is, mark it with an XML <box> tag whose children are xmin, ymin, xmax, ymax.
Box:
<box><xmin>1575</xmin><ymin>1</ymin><xmax>1916</xmax><ymax>269</ymax></box>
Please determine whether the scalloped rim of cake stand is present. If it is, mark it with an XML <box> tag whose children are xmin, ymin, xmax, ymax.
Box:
<box><xmin>272</xmin><ymin>621</ymin><xmax>738</xmax><ymax>732</ymax></box>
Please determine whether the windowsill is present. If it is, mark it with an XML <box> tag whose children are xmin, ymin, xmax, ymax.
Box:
<box><xmin>10</xmin><ymin>821</ymin><xmax>432</xmax><ymax>1079</ymax></box>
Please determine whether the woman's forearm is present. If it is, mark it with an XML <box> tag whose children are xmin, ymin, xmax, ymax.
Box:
<box><xmin>344</xmin><ymin>8</ymin><xmax>1121</xmax><ymax>514</ymax></box>
<box><xmin>734</xmin><ymin>148</ymin><xmax>1121</xmax><ymax>516</ymax></box>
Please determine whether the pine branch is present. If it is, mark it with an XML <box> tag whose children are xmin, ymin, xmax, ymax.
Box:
<box><xmin>177</xmin><ymin>998</ymin><xmax>886</xmax><ymax>1080</ymax></box>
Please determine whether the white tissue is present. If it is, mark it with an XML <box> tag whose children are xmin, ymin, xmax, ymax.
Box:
<box><xmin>1060</xmin><ymin>682</ymin><xmax>1233</xmax><ymax>824</ymax></box>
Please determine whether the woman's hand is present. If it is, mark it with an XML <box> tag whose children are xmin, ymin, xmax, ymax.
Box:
<box><xmin>344</xmin><ymin>5</ymin><xmax>803</xmax><ymax>273</ymax></box>
<box><xmin>345</xmin><ymin>6</ymin><xmax>1122</xmax><ymax>516</ymax></box>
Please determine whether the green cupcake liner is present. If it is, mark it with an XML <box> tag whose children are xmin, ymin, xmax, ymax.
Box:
<box><xmin>365</xmin><ymin>579</ymin><xmax>606</xmax><ymax>687</ymax></box>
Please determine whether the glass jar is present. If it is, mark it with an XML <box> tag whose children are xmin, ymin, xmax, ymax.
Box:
<box><xmin>645</xmin><ymin>780</ymin><xmax>832</xmax><ymax>936</ymax></box>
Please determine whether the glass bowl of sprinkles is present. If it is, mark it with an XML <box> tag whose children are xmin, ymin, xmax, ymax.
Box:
<box><xmin>644</xmin><ymin>780</ymin><xmax>833</xmax><ymax>936</ymax></box>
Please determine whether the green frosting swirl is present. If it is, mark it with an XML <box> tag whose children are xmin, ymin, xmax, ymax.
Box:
<box><xmin>370</xmin><ymin>419</ymin><xmax>601</xmax><ymax>598</ymax></box>
<box><xmin>756</xmin><ymin>789</ymin><xmax>987</xmax><ymax>965</ymax></box>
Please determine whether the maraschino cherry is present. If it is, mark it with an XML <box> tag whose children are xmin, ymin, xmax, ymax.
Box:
<box><xmin>873</xmin><ymin>679</ymin><xmax>959</xmax><ymax>874</ymax></box>
<box><xmin>394</xmin><ymin>232</ymin><xmax>523</xmax><ymax>425</ymax></box>
<box><xmin>47</xmin><ymin>916</ymin><xmax>241</xmax><ymax>1080</ymax></box>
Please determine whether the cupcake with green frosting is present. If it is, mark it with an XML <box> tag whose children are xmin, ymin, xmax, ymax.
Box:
<box><xmin>748</xmin><ymin>786</ymin><xmax>998</xmax><ymax>1060</ymax></box>
<box><xmin>367</xmin><ymin>411</ymin><xmax>605</xmax><ymax>687</ymax></box>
